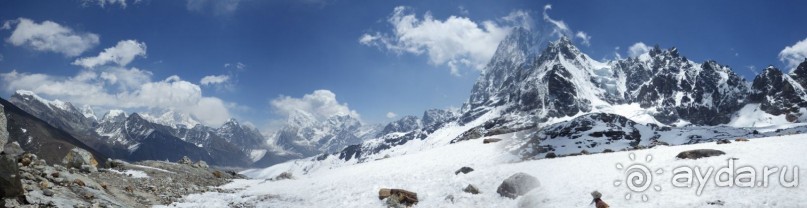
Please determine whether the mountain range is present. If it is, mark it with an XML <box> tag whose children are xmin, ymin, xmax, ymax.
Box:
<box><xmin>3</xmin><ymin>27</ymin><xmax>807</xmax><ymax>170</ymax></box>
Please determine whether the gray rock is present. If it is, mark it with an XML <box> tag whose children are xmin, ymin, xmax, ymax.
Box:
<box><xmin>43</xmin><ymin>189</ymin><xmax>54</xmax><ymax>196</ymax></box>
<box><xmin>463</xmin><ymin>184</ymin><xmax>480</xmax><ymax>194</ymax></box>
<box><xmin>676</xmin><ymin>149</ymin><xmax>725</xmax><ymax>160</ymax></box>
<box><xmin>62</xmin><ymin>147</ymin><xmax>98</xmax><ymax>170</ymax></box>
<box><xmin>193</xmin><ymin>160</ymin><xmax>208</xmax><ymax>169</ymax></box>
<box><xmin>497</xmin><ymin>172</ymin><xmax>540</xmax><ymax>199</ymax></box>
<box><xmin>1</xmin><ymin>154</ymin><xmax>23</xmax><ymax>198</ymax></box>
<box><xmin>80</xmin><ymin>164</ymin><xmax>98</xmax><ymax>173</ymax></box>
<box><xmin>178</xmin><ymin>156</ymin><xmax>193</xmax><ymax>165</ymax></box>
<box><xmin>0</xmin><ymin>103</ymin><xmax>7</xmax><ymax>153</ymax></box>
<box><xmin>3</xmin><ymin>142</ymin><xmax>23</xmax><ymax>156</ymax></box>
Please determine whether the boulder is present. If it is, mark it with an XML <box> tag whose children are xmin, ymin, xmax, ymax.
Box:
<box><xmin>676</xmin><ymin>149</ymin><xmax>725</xmax><ymax>160</ymax></box>
<box><xmin>80</xmin><ymin>164</ymin><xmax>98</xmax><ymax>173</ymax></box>
<box><xmin>193</xmin><ymin>160</ymin><xmax>209</xmax><ymax>169</ymax></box>
<box><xmin>483</xmin><ymin>138</ymin><xmax>502</xmax><ymax>144</ymax></box>
<box><xmin>378</xmin><ymin>188</ymin><xmax>418</xmax><ymax>206</ymax></box>
<box><xmin>716</xmin><ymin>139</ymin><xmax>731</xmax><ymax>144</ymax></box>
<box><xmin>1</xmin><ymin>154</ymin><xmax>23</xmax><ymax>198</ymax></box>
<box><xmin>545</xmin><ymin>152</ymin><xmax>557</xmax><ymax>158</ymax></box>
<box><xmin>463</xmin><ymin>184</ymin><xmax>480</xmax><ymax>194</ymax></box>
<box><xmin>105</xmin><ymin>159</ymin><xmax>128</xmax><ymax>169</ymax></box>
<box><xmin>735</xmin><ymin>138</ymin><xmax>749</xmax><ymax>142</ymax></box>
<box><xmin>455</xmin><ymin>166</ymin><xmax>474</xmax><ymax>175</ymax></box>
<box><xmin>62</xmin><ymin>147</ymin><xmax>98</xmax><ymax>170</ymax></box>
<box><xmin>497</xmin><ymin>172</ymin><xmax>540</xmax><ymax>199</ymax></box>
<box><xmin>0</xmin><ymin>103</ymin><xmax>7</xmax><ymax>153</ymax></box>
<box><xmin>3</xmin><ymin>142</ymin><xmax>23</xmax><ymax>156</ymax></box>
<box><xmin>178</xmin><ymin>156</ymin><xmax>193</xmax><ymax>165</ymax></box>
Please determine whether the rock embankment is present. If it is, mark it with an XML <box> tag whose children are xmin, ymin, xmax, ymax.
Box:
<box><xmin>1</xmin><ymin>151</ymin><xmax>244</xmax><ymax>208</ymax></box>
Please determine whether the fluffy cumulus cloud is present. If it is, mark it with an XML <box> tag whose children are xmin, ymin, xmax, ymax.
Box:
<box><xmin>73</xmin><ymin>40</ymin><xmax>147</xmax><ymax>68</ymax></box>
<box><xmin>628</xmin><ymin>42</ymin><xmax>651</xmax><ymax>57</ymax></box>
<box><xmin>186</xmin><ymin>0</ymin><xmax>240</xmax><ymax>15</ymax></box>
<box><xmin>200</xmin><ymin>75</ymin><xmax>230</xmax><ymax>86</ymax></box>
<box><xmin>386</xmin><ymin>112</ymin><xmax>397</xmax><ymax>119</ymax></box>
<box><xmin>360</xmin><ymin>6</ymin><xmax>528</xmax><ymax>75</ymax></box>
<box><xmin>779</xmin><ymin>37</ymin><xmax>807</xmax><ymax>71</ymax></box>
<box><xmin>1</xmin><ymin>68</ymin><xmax>233</xmax><ymax>126</ymax></box>
<box><xmin>271</xmin><ymin>90</ymin><xmax>359</xmax><ymax>120</ymax></box>
<box><xmin>362</xmin><ymin>5</ymin><xmax>593</xmax><ymax>75</ymax></box>
<box><xmin>3</xmin><ymin>18</ymin><xmax>100</xmax><ymax>57</ymax></box>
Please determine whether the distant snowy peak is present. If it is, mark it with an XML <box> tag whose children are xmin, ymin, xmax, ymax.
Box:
<box><xmin>101</xmin><ymin>110</ymin><xmax>128</xmax><ymax>123</ymax></box>
<box><xmin>13</xmin><ymin>90</ymin><xmax>77</xmax><ymax>112</ymax></box>
<box><xmin>141</xmin><ymin>110</ymin><xmax>201</xmax><ymax>129</ymax></box>
<box><xmin>81</xmin><ymin>105</ymin><xmax>97</xmax><ymax>121</ymax></box>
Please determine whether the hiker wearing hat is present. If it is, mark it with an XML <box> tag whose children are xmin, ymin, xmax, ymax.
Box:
<box><xmin>591</xmin><ymin>191</ymin><xmax>609</xmax><ymax>208</ymax></box>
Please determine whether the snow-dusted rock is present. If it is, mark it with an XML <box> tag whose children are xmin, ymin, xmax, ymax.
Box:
<box><xmin>497</xmin><ymin>172</ymin><xmax>540</xmax><ymax>199</ymax></box>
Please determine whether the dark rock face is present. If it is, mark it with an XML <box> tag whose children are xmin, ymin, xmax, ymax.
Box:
<box><xmin>676</xmin><ymin>149</ymin><xmax>726</xmax><ymax>159</ymax></box>
<box><xmin>497</xmin><ymin>172</ymin><xmax>540</xmax><ymax>199</ymax></box>
<box><xmin>0</xmin><ymin>154</ymin><xmax>23</xmax><ymax>198</ymax></box>
<box><xmin>616</xmin><ymin>48</ymin><xmax>749</xmax><ymax>125</ymax></box>
<box><xmin>750</xmin><ymin>64</ymin><xmax>807</xmax><ymax>115</ymax></box>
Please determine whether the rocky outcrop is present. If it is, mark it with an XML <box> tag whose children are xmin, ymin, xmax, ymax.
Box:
<box><xmin>0</xmin><ymin>154</ymin><xmax>23</xmax><ymax>198</ymax></box>
<box><xmin>497</xmin><ymin>173</ymin><xmax>540</xmax><ymax>199</ymax></box>
<box><xmin>0</xmin><ymin>103</ymin><xmax>7</xmax><ymax>153</ymax></box>
<box><xmin>676</xmin><ymin>149</ymin><xmax>725</xmax><ymax>159</ymax></box>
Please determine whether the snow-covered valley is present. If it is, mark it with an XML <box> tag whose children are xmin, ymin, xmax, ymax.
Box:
<box><xmin>168</xmin><ymin>131</ymin><xmax>806</xmax><ymax>207</ymax></box>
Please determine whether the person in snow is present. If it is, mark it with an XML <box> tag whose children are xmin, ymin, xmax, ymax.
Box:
<box><xmin>591</xmin><ymin>191</ymin><xmax>609</xmax><ymax>208</ymax></box>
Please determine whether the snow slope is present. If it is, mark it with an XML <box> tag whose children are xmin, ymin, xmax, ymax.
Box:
<box><xmin>166</xmin><ymin>133</ymin><xmax>807</xmax><ymax>207</ymax></box>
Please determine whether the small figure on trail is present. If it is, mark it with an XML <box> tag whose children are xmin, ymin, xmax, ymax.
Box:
<box><xmin>591</xmin><ymin>191</ymin><xmax>609</xmax><ymax>208</ymax></box>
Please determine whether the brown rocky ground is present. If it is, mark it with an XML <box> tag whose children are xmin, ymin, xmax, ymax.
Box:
<box><xmin>2</xmin><ymin>153</ymin><xmax>244</xmax><ymax>208</ymax></box>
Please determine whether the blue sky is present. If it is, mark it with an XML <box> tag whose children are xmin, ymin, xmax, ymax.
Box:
<box><xmin>1</xmin><ymin>0</ymin><xmax>806</xmax><ymax>130</ymax></box>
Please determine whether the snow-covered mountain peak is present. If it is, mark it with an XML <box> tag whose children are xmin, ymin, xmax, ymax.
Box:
<box><xmin>80</xmin><ymin>105</ymin><xmax>97</xmax><ymax>121</ymax></box>
<box><xmin>101</xmin><ymin>109</ymin><xmax>127</xmax><ymax>123</ymax></box>
<box><xmin>141</xmin><ymin>110</ymin><xmax>201</xmax><ymax>129</ymax></box>
<box><xmin>12</xmin><ymin>90</ymin><xmax>76</xmax><ymax>112</ymax></box>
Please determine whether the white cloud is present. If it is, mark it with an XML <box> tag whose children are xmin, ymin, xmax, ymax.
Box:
<box><xmin>186</xmin><ymin>0</ymin><xmax>240</xmax><ymax>15</ymax></box>
<box><xmin>270</xmin><ymin>89</ymin><xmax>359</xmax><ymax>120</ymax></box>
<box><xmin>224</xmin><ymin>62</ymin><xmax>246</xmax><ymax>70</ymax></box>
<box><xmin>360</xmin><ymin>6</ymin><xmax>528</xmax><ymax>75</ymax></box>
<box><xmin>3</xmin><ymin>18</ymin><xmax>100</xmax><ymax>57</ymax></box>
<box><xmin>1</xmin><ymin>69</ymin><xmax>232</xmax><ymax>126</ymax></box>
<box><xmin>542</xmin><ymin>4</ymin><xmax>571</xmax><ymax>38</ymax></box>
<box><xmin>73</xmin><ymin>40</ymin><xmax>147</xmax><ymax>68</ymax></box>
<box><xmin>575</xmin><ymin>31</ymin><xmax>591</xmax><ymax>46</ymax></box>
<box><xmin>81</xmin><ymin>0</ymin><xmax>130</xmax><ymax>8</ymax></box>
<box><xmin>200</xmin><ymin>75</ymin><xmax>230</xmax><ymax>86</ymax></box>
<box><xmin>386</xmin><ymin>112</ymin><xmax>397</xmax><ymax>119</ymax></box>
<box><xmin>628</xmin><ymin>42</ymin><xmax>651</xmax><ymax>57</ymax></box>
<box><xmin>779</xmin><ymin>36</ymin><xmax>807</xmax><ymax>71</ymax></box>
